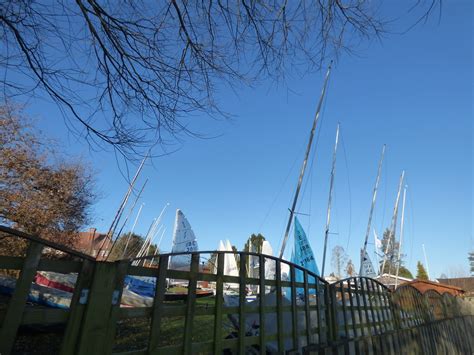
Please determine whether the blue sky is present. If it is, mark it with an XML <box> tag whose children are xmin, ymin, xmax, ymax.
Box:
<box><xmin>22</xmin><ymin>2</ymin><xmax>472</xmax><ymax>278</ymax></box>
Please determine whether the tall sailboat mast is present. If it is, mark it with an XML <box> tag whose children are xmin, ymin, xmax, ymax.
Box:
<box><xmin>278</xmin><ymin>63</ymin><xmax>332</xmax><ymax>259</ymax></box>
<box><xmin>381</xmin><ymin>170</ymin><xmax>405</xmax><ymax>274</ymax></box>
<box><xmin>97</xmin><ymin>154</ymin><xmax>148</xmax><ymax>258</ymax></box>
<box><xmin>108</xmin><ymin>179</ymin><xmax>148</xmax><ymax>260</ymax></box>
<box><xmin>359</xmin><ymin>145</ymin><xmax>386</xmax><ymax>275</ymax></box>
<box><xmin>394</xmin><ymin>185</ymin><xmax>407</xmax><ymax>289</ymax></box>
<box><xmin>321</xmin><ymin>123</ymin><xmax>340</xmax><ymax>277</ymax></box>
<box><xmin>121</xmin><ymin>203</ymin><xmax>144</xmax><ymax>258</ymax></box>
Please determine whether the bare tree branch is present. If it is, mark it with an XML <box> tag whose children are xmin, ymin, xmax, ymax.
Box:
<box><xmin>0</xmin><ymin>0</ymin><xmax>441</xmax><ymax>159</ymax></box>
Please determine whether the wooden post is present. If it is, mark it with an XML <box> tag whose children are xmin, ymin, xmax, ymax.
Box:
<box><xmin>75</xmin><ymin>261</ymin><xmax>119</xmax><ymax>354</ymax></box>
<box><xmin>316</xmin><ymin>279</ymin><xmax>325</xmax><ymax>344</ymax></box>
<box><xmin>213</xmin><ymin>253</ymin><xmax>224</xmax><ymax>353</ymax></box>
<box><xmin>258</xmin><ymin>254</ymin><xmax>266</xmax><ymax>353</ymax></box>
<box><xmin>326</xmin><ymin>282</ymin><xmax>338</xmax><ymax>345</ymax></box>
<box><xmin>238</xmin><ymin>253</ymin><xmax>247</xmax><ymax>355</ymax></box>
<box><xmin>276</xmin><ymin>260</ymin><xmax>284</xmax><ymax>352</ymax></box>
<box><xmin>60</xmin><ymin>259</ymin><xmax>95</xmax><ymax>354</ymax></box>
<box><xmin>290</xmin><ymin>265</ymin><xmax>298</xmax><ymax>350</ymax></box>
<box><xmin>0</xmin><ymin>241</ymin><xmax>43</xmax><ymax>355</ymax></box>
<box><xmin>103</xmin><ymin>260</ymin><xmax>129</xmax><ymax>349</ymax></box>
<box><xmin>183</xmin><ymin>253</ymin><xmax>199</xmax><ymax>354</ymax></box>
<box><xmin>148</xmin><ymin>255</ymin><xmax>170</xmax><ymax>352</ymax></box>
<box><xmin>303</xmin><ymin>270</ymin><xmax>311</xmax><ymax>345</ymax></box>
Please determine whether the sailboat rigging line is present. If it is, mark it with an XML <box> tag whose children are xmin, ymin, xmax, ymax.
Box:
<box><xmin>137</xmin><ymin>219</ymin><xmax>158</xmax><ymax>257</ymax></box>
<box><xmin>128</xmin><ymin>218</ymin><xmax>155</xmax><ymax>260</ymax></box>
<box><xmin>321</xmin><ymin>123</ymin><xmax>340</xmax><ymax>278</ymax></box>
<box><xmin>380</xmin><ymin>151</ymin><xmax>389</xmax><ymax>235</ymax></box>
<box><xmin>360</xmin><ymin>145</ymin><xmax>386</xmax><ymax>274</ymax></box>
<box><xmin>395</xmin><ymin>185</ymin><xmax>407</xmax><ymax>289</ymax></box>
<box><xmin>292</xmin><ymin>211</ymin><xmax>311</xmax><ymax>216</ymax></box>
<box><xmin>96</xmin><ymin>153</ymin><xmax>148</xmax><ymax>258</ymax></box>
<box><xmin>110</xmin><ymin>154</ymin><xmax>148</xmax><ymax>238</ymax></box>
<box><xmin>381</xmin><ymin>170</ymin><xmax>405</xmax><ymax>275</ymax></box>
<box><xmin>108</xmin><ymin>179</ymin><xmax>149</xmax><ymax>261</ymax></box>
<box><xmin>142</xmin><ymin>223</ymin><xmax>164</xmax><ymax>266</ymax></box>
<box><xmin>257</xmin><ymin>140</ymin><xmax>305</xmax><ymax>235</ymax></box>
<box><xmin>156</xmin><ymin>227</ymin><xmax>167</xmax><ymax>249</ymax></box>
<box><xmin>278</xmin><ymin>62</ymin><xmax>332</xmax><ymax>259</ymax></box>
<box><xmin>275</xmin><ymin>127</ymin><xmax>319</xmax><ymax>254</ymax></box>
<box><xmin>149</xmin><ymin>228</ymin><xmax>165</xmax><ymax>267</ymax></box>
<box><xmin>339</xmin><ymin>131</ymin><xmax>352</xmax><ymax>251</ymax></box>
<box><xmin>121</xmin><ymin>203</ymin><xmax>144</xmax><ymax>258</ymax></box>
<box><xmin>115</xmin><ymin>179</ymin><xmax>148</xmax><ymax>238</ymax></box>
<box><xmin>134</xmin><ymin>203</ymin><xmax>169</xmax><ymax>261</ymax></box>
<box><xmin>138</xmin><ymin>220</ymin><xmax>162</xmax><ymax>260</ymax></box>
<box><xmin>275</xmin><ymin>76</ymin><xmax>330</xmax><ymax>253</ymax></box>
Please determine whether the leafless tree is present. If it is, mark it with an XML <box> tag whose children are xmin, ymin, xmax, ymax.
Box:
<box><xmin>345</xmin><ymin>258</ymin><xmax>356</xmax><ymax>277</ymax></box>
<box><xmin>0</xmin><ymin>1</ymin><xmax>441</xmax><ymax>158</ymax></box>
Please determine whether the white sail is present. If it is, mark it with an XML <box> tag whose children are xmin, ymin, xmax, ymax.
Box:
<box><xmin>214</xmin><ymin>240</ymin><xmax>226</xmax><ymax>274</ymax></box>
<box><xmin>261</xmin><ymin>241</ymin><xmax>276</xmax><ymax>281</ymax></box>
<box><xmin>218</xmin><ymin>240</ymin><xmax>225</xmax><ymax>251</ymax></box>
<box><xmin>168</xmin><ymin>209</ymin><xmax>198</xmax><ymax>270</ymax></box>
<box><xmin>280</xmin><ymin>259</ymin><xmax>290</xmax><ymax>281</ymax></box>
<box><xmin>224</xmin><ymin>239</ymin><xmax>239</xmax><ymax>277</ymax></box>
<box><xmin>262</xmin><ymin>240</ymin><xmax>273</xmax><ymax>256</ymax></box>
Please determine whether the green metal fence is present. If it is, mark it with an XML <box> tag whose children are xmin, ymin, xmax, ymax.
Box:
<box><xmin>0</xmin><ymin>226</ymin><xmax>473</xmax><ymax>354</ymax></box>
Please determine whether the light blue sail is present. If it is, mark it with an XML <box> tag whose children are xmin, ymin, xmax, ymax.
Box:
<box><xmin>290</xmin><ymin>217</ymin><xmax>320</xmax><ymax>297</ymax></box>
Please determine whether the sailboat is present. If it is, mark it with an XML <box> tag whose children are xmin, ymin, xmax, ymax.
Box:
<box><xmin>291</xmin><ymin>216</ymin><xmax>320</xmax><ymax>281</ymax></box>
<box><xmin>223</xmin><ymin>239</ymin><xmax>239</xmax><ymax>278</ymax></box>
<box><xmin>278</xmin><ymin>63</ymin><xmax>332</xmax><ymax>259</ymax></box>
<box><xmin>221</xmin><ymin>66</ymin><xmax>332</xmax><ymax>353</ymax></box>
<box><xmin>380</xmin><ymin>171</ymin><xmax>405</xmax><ymax>276</ymax></box>
<box><xmin>168</xmin><ymin>209</ymin><xmax>199</xmax><ymax>270</ymax></box>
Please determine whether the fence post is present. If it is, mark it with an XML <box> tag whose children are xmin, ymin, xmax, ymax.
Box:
<box><xmin>388</xmin><ymin>290</ymin><xmax>402</xmax><ymax>352</ymax></box>
<box><xmin>75</xmin><ymin>261</ymin><xmax>121</xmax><ymax>355</ymax></box>
<box><xmin>325</xmin><ymin>283</ymin><xmax>338</xmax><ymax>346</ymax></box>
<box><xmin>0</xmin><ymin>241</ymin><xmax>43</xmax><ymax>355</ymax></box>
<box><xmin>148</xmin><ymin>254</ymin><xmax>170</xmax><ymax>352</ymax></box>
<box><xmin>60</xmin><ymin>258</ymin><xmax>95</xmax><ymax>354</ymax></box>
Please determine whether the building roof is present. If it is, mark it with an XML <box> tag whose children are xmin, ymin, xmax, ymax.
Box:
<box><xmin>436</xmin><ymin>277</ymin><xmax>474</xmax><ymax>293</ymax></box>
<box><xmin>375</xmin><ymin>273</ymin><xmax>413</xmax><ymax>286</ymax></box>
<box><xmin>402</xmin><ymin>279</ymin><xmax>465</xmax><ymax>296</ymax></box>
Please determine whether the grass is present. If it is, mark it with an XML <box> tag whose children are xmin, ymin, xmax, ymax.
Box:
<box><xmin>3</xmin><ymin>294</ymin><xmax>235</xmax><ymax>353</ymax></box>
<box><xmin>166</xmin><ymin>286</ymin><xmax>188</xmax><ymax>293</ymax></box>
<box><xmin>113</xmin><ymin>297</ymin><xmax>236</xmax><ymax>352</ymax></box>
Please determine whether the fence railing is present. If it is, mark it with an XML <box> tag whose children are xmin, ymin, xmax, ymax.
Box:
<box><xmin>0</xmin><ymin>226</ymin><xmax>473</xmax><ymax>354</ymax></box>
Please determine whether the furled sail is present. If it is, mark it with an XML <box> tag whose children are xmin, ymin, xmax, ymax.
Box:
<box><xmin>168</xmin><ymin>209</ymin><xmax>198</xmax><ymax>270</ymax></box>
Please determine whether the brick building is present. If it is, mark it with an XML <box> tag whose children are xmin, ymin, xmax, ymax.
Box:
<box><xmin>76</xmin><ymin>228</ymin><xmax>112</xmax><ymax>260</ymax></box>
